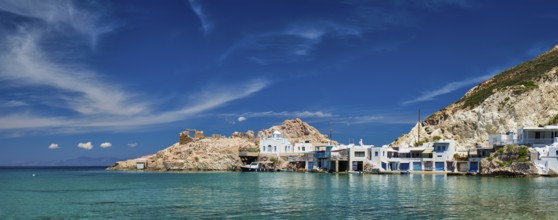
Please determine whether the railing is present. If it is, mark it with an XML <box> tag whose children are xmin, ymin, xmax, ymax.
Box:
<box><xmin>314</xmin><ymin>152</ymin><xmax>330</xmax><ymax>159</ymax></box>
<box><xmin>331</xmin><ymin>155</ymin><xmax>348</xmax><ymax>160</ymax></box>
<box><xmin>521</xmin><ymin>138</ymin><xmax>556</xmax><ymax>145</ymax></box>
<box><xmin>288</xmin><ymin>156</ymin><xmax>306</xmax><ymax>162</ymax></box>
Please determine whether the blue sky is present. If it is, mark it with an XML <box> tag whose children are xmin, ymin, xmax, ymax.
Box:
<box><xmin>0</xmin><ymin>0</ymin><xmax>557</xmax><ymax>164</ymax></box>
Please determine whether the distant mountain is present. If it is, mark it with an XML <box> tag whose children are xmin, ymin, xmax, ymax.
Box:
<box><xmin>0</xmin><ymin>157</ymin><xmax>125</xmax><ymax>167</ymax></box>
<box><xmin>393</xmin><ymin>45</ymin><xmax>558</xmax><ymax>148</ymax></box>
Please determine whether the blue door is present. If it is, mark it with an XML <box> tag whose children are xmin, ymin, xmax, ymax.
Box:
<box><xmin>307</xmin><ymin>162</ymin><xmax>313</xmax><ymax>170</ymax></box>
<box><xmin>381</xmin><ymin>162</ymin><xmax>387</xmax><ymax>170</ymax></box>
<box><xmin>352</xmin><ymin>161</ymin><xmax>358</xmax><ymax>171</ymax></box>
<box><xmin>435</xmin><ymin>162</ymin><xmax>445</xmax><ymax>171</ymax></box>
<box><xmin>413</xmin><ymin>162</ymin><xmax>422</xmax><ymax>171</ymax></box>
<box><xmin>469</xmin><ymin>162</ymin><xmax>478</xmax><ymax>172</ymax></box>
<box><xmin>400</xmin><ymin>163</ymin><xmax>410</xmax><ymax>171</ymax></box>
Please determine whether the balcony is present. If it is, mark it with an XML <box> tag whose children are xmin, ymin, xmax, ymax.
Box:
<box><xmin>521</xmin><ymin>138</ymin><xmax>556</xmax><ymax>146</ymax></box>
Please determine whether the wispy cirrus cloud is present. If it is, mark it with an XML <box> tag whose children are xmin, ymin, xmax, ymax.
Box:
<box><xmin>189</xmin><ymin>0</ymin><xmax>213</xmax><ymax>34</ymax></box>
<box><xmin>0</xmin><ymin>0</ymin><xmax>116</xmax><ymax>47</ymax></box>
<box><xmin>0</xmin><ymin>79</ymin><xmax>270</xmax><ymax>132</ymax></box>
<box><xmin>401</xmin><ymin>73</ymin><xmax>495</xmax><ymax>105</ymax></box>
<box><xmin>2</xmin><ymin>100</ymin><xmax>28</xmax><ymax>107</ymax></box>
<box><xmin>0</xmin><ymin>31</ymin><xmax>149</xmax><ymax>116</ymax></box>
<box><xmin>224</xmin><ymin>111</ymin><xmax>333</xmax><ymax>119</ymax></box>
<box><xmin>0</xmin><ymin>1</ymin><xmax>271</xmax><ymax>135</ymax></box>
<box><xmin>220</xmin><ymin>21</ymin><xmax>361</xmax><ymax>64</ymax></box>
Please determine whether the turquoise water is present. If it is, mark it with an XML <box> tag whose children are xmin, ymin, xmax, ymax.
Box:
<box><xmin>1</xmin><ymin>167</ymin><xmax>557</xmax><ymax>219</ymax></box>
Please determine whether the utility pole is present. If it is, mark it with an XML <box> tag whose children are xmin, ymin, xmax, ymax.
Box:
<box><xmin>418</xmin><ymin>109</ymin><xmax>421</xmax><ymax>143</ymax></box>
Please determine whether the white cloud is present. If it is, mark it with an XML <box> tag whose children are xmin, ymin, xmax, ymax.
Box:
<box><xmin>227</xmin><ymin>111</ymin><xmax>333</xmax><ymax>119</ymax></box>
<box><xmin>0</xmin><ymin>32</ymin><xmax>149</xmax><ymax>116</ymax></box>
<box><xmin>127</xmin><ymin>143</ymin><xmax>138</xmax><ymax>148</ymax></box>
<box><xmin>189</xmin><ymin>0</ymin><xmax>213</xmax><ymax>34</ymax></box>
<box><xmin>100</xmin><ymin>142</ymin><xmax>112</xmax><ymax>148</ymax></box>
<box><xmin>221</xmin><ymin>21</ymin><xmax>361</xmax><ymax>64</ymax></box>
<box><xmin>48</xmin><ymin>143</ymin><xmax>59</xmax><ymax>150</ymax></box>
<box><xmin>2</xmin><ymin>100</ymin><xmax>28</xmax><ymax>107</ymax></box>
<box><xmin>77</xmin><ymin>142</ymin><xmax>93</xmax><ymax>150</ymax></box>
<box><xmin>0</xmin><ymin>1</ymin><xmax>271</xmax><ymax>136</ymax></box>
<box><xmin>401</xmin><ymin>74</ymin><xmax>495</xmax><ymax>105</ymax></box>
<box><xmin>237</xmin><ymin>116</ymin><xmax>247</xmax><ymax>122</ymax></box>
<box><xmin>0</xmin><ymin>0</ymin><xmax>115</xmax><ymax>47</ymax></box>
<box><xmin>0</xmin><ymin>79</ymin><xmax>270</xmax><ymax>134</ymax></box>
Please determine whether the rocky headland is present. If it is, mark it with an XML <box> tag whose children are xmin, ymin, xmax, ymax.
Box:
<box><xmin>107</xmin><ymin>118</ymin><xmax>333</xmax><ymax>171</ymax></box>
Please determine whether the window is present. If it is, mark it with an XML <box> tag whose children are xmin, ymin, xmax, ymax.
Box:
<box><xmin>383</xmin><ymin>151</ymin><xmax>385</xmax><ymax>156</ymax></box>
<box><xmin>268</xmin><ymin>145</ymin><xmax>271</xmax><ymax>152</ymax></box>
<box><xmin>302</xmin><ymin>147</ymin><xmax>305</xmax><ymax>151</ymax></box>
<box><xmin>355</xmin><ymin>151</ymin><xmax>365</xmax><ymax>157</ymax></box>
<box><xmin>535</xmin><ymin>132</ymin><xmax>541</xmax><ymax>139</ymax></box>
<box><xmin>274</xmin><ymin>146</ymin><xmax>277</xmax><ymax>152</ymax></box>
<box><xmin>375</xmin><ymin>151</ymin><xmax>379</xmax><ymax>157</ymax></box>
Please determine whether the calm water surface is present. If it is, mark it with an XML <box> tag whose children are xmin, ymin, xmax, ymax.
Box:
<box><xmin>0</xmin><ymin>167</ymin><xmax>557</xmax><ymax>219</ymax></box>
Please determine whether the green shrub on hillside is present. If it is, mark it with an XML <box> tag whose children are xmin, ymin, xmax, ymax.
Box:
<box><xmin>548</xmin><ymin>114</ymin><xmax>558</xmax><ymax>125</ymax></box>
<box><xmin>459</xmin><ymin>50</ymin><xmax>558</xmax><ymax>109</ymax></box>
<box><xmin>488</xmin><ymin>145</ymin><xmax>530</xmax><ymax>167</ymax></box>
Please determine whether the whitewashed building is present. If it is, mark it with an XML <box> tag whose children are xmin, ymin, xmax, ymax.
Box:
<box><xmin>294</xmin><ymin>142</ymin><xmax>313</xmax><ymax>153</ymax></box>
<box><xmin>260</xmin><ymin>131</ymin><xmax>292</xmax><ymax>154</ymax></box>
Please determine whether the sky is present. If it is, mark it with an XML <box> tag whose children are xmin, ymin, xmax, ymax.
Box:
<box><xmin>1</xmin><ymin>0</ymin><xmax>558</xmax><ymax>164</ymax></box>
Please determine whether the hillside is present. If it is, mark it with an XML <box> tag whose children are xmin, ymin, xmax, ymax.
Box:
<box><xmin>393</xmin><ymin>45</ymin><xmax>558</xmax><ymax>148</ymax></box>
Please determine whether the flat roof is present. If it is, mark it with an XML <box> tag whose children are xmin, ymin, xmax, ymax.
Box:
<box><xmin>398</xmin><ymin>148</ymin><xmax>411</xmax><ymax>153</ymax></box>
<box><xmin>422</xmin><ymin>149</ymin><xmax>433</xmax><ymax>154</ymax></box>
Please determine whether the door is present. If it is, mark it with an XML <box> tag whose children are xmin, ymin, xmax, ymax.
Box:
<box><xmin>413</xmin><ymin>162</ymin><xmax>422</xmax><ymax>171</ymax></box>
<box><xmin>307</xmin><ymin>162</ymin><xmax>313</xmax><ymax>170</ymax></box>
<box><xmin>382</xmin><ymin>162</ymin><xmax>387</xmax><ymax>170</ymax></box>
<box><xmin>400</xmin><ymin>163</ymin><xmax>410</xmax><ymax>171</ymax></box>
<box><xmin>435</xmin><ymin>162</ymin><xmax>445</xmax><ymax>171</ymax></box>
<box><xmin>469</xmin><ymin>162</ymin><xmax>479</xmax><ymax>172</ymax></box>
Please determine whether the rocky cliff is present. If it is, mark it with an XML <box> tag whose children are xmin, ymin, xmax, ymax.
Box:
<box><xmin>393</xmin><ymin>45</ymin><xmax>558</xmax><ymax>148</ymax></box>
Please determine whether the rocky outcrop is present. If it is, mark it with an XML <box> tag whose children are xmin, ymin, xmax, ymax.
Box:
<box><xmin>393</xmin><ymin>45</ymin><xmax>558</xmax><ymax>149</ymax></box>
<box><xmin>107</xmin><ymin>135</ymin><xmax>257</xmax><ymax>171</ymax></box>
<box><xmin>480</xmin><ymin>159</ymin><xmax>538</xmax><ymax>176</ymax></box>
<box><xmin>479</xmin><ymin>145</ymin><xmax>538</xmax><ymax>176</ymax></box>
<box><xmin>108</xmin><ymin>118</ymin><xmax>334</xmax><ymax>171</ymax></box>
<box><xmin>258</xmin><ymin>118</ymin><xmax>335</xmax><ymax>144</ymax></box>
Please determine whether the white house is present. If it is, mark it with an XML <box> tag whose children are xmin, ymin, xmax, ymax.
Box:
<box><xmin>369</xmin><ymin>145</ymin><xmax>398</xmax><ymax>171</ymax></box>
<box><xmin>294</xmin><ymin>142</ymin><xmax>313</xmax><ymax>153</ymax></box>
<box><xmin>346</xmin><ymin>142</ymin><xmax>373</xmax><ymax>172</ymax></box>
<box><xmin>260</xmin><ymin>131</ymin><xmax>292</xmax><ymax>154</ymax></box>
<box><xmin>432</xmin><ymin>140</ymin><xmax>456</xmax><ymax>171</ymax></box>
<box><xmin>518</xmin><ymin>126</ymin><xmax>558</xmax><ymax>147</ymax></box>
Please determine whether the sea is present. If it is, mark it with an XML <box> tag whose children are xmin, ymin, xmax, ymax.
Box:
<box><xmin>0</xmin><ymin>167</ymin><xmax>557</xmax><ymax>219</ymax></box>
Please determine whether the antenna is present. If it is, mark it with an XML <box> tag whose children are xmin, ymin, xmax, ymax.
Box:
<box><xmin>329</xmin><ymin>119</ymin><xmax>332</xmax><ymax>145</ymax></box>
<box><xmin>418</xmin><ymin>109</ymin><xmax>421</xmax><ymax>144</ymax></box>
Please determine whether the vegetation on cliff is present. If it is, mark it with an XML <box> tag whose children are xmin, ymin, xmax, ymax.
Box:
<box><xmin>480</xmin><ymin>145</ymin><xmax>537</xmax><ymax>176</ymax></box>
<box><xmin>486</xmin><ymin>145</ymin><xmax>530</xmax><ymax>167</ymax></box>
<box><xmin>458</xmin><ymin>48</ymin><xmax>558</xmax><ymax>109</ymax></box>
